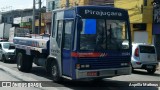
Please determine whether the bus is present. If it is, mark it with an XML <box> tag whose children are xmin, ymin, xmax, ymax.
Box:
<box><xmin>14</xmin><ymin>5</ymin><xmax>132</xmax><ymax>82</ymax></box>
<box><xmin>49</xmin><ymin>5</ymin><xmax>132</xmax><ymax>81</ymax></box>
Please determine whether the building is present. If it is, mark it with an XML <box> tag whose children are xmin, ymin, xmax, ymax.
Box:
<box><xmin>115</xmin><ymin>0</ymin><xmax>153</xmax><ymax>44</ymax></box>
<box><xmin>43</xmin><ymin>12</ymin><xmax>52</xmax><ymax>34</ymax></box>
<box><xmin>1</xmin><ymin>9</ymin><xmax>37</xmax><ymax>24</ymax></box>
<box><xmin>45</xmin><ymin>0</ymin><xmax>61</xmax><ymax>34</ymax></box>
<box><xmin>60</xmin><ymin>0</ymin><xmax>114</xmax><ymax>8</ymax></box>
<box><xmin>1</xmin><ymin>8</ymin><xmax>46</xmax><ymax>34</ymax></box>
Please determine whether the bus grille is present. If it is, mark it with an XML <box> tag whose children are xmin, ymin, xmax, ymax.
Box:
<box><xmin>78</xmin><ymin>57</ymin><xmax>130</xmax><ymax>69</ymax></box>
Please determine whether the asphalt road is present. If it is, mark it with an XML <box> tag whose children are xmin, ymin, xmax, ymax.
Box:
<box><xmin>0</xmin><ymin>61</ymin><xmax>159</xmax><ymax>90</ymax></box>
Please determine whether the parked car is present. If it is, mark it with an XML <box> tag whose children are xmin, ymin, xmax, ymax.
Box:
<box><xmin>0</xmin><ymin>42</ymin><xmax>15</xmax><ymax>63</ymax></box>
<box><xmin>131</xmin><ymin>43</ymin><xmax>159</xmax><ymax>74</ymax></box>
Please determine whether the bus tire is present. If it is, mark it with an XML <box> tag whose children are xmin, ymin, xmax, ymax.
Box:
<box><xmin>17</xmin><ymin>52</ymin><xmax>33</xmax><ymax>72</ymax></box>
<box><xmin>51</xmin><ymin>61</ymin><xmax>61</xmax><ymax>82</ymax></box>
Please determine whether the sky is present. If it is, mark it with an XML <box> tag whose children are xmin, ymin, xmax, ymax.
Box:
<box><xmin>0</xmin><ymin>0</ymin><xmax>46</xmax><ymax>12</ymax></box>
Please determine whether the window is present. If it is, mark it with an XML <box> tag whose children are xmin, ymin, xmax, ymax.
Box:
<box><xmin>3</xmin><ymin>43</ymin><xmax>15</xmax><ymax>49</ymax></box>
<box><xmin>56</xmin><ymin>20</ymin><xmax>63</xmax><ymax>47</ymax></box>
<box><xmin>64</xmin><ymin>20</ymin><xmax>73</xmax><ymax>49</ymax></box>
<box><xmin>48</xmin><ymin>1</ymin><xmax>55</xmax><ymax>11</ymax></box>
<box><xmin>80</xmin><ymin>19</ymin><xmax>129</xmax><ymax>51</ymax></box>
<box><xmin>52</xmin><ymin>13</ymin><xmax>57</xmax><ymax>37</ymax></box>
<box><xmin>133</xmin><ymin>23</ymin><xmax>146</xmax><ymax>31</ymax></box>
<box><xmin>144</xmin><ymin>0</ymin><xmax>147</xmax><ymax>6</ymax></box>
<box><xmin>140</xmin><ymin>46</ymin><xmax>155</xmax><ymax>53</ymax></box>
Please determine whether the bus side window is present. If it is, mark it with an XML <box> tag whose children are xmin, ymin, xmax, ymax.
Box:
<box><xmin>64</xmin><ymin>20</ymin><xmax>73</xmax><ymax>49</ymax></box>
<box><xmin>56</xmin><ymin>20</ymin><xmax>63</xmax><ymax>47</ymax></box>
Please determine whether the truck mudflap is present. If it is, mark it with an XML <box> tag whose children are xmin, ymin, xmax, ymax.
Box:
<box><xmin>76</xmin><ymin>67</ymin><xmax>131</xmax><ymax>79</ymax></box>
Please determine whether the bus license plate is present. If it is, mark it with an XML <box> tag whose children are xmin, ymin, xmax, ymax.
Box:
<box><xmin>87</xmin><ymin>72</ymin><xmax>97</xmax><ymax>76</ymax></box>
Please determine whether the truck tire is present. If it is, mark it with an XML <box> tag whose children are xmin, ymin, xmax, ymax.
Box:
<box><xmin>17</xmin><ymin>52</ymin><xmax>33</xmax><ymax>72</ymax></box>
<box><xmin>50</xmin><ymin>61</ymin><xmax>62</xmax><ymax>82</ymax></box>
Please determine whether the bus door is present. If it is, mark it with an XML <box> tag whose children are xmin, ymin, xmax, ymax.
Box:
<box><xmin>62</xmin><ymin>20</ymin><xmax>74</xmax><ymax>77</ymax></box>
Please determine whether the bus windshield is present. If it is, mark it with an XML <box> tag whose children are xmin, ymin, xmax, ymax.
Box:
<box><xmin>80</xmin><ymin>19</ymin><xmax>130</xmax><ymax>51</ymax></box>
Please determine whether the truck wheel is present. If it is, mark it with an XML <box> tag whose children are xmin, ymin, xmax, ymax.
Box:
<box><xmin>147</xmin><ymin>69</ymin><xmax>156</xmax><ymax>74</ymax></box>
<box><xmin>51</xmin><ymin>61</ymin><xmax>61</xmax><ymax>82</ymax></box>
<box><xmin>2</xmin><ymin>55</ymin><xmax>7</xmax><ymax>63</ymax></box>
<box><xmin>17</xmin><ymin>52</ymin><xmax>33</xmax><ymax>72</ymax></box>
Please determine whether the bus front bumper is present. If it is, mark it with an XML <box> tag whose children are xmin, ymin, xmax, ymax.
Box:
<box><xmin>76</xmin><ymin>67</ymin><xmax>131</xmax><ymax>79</ymax></box>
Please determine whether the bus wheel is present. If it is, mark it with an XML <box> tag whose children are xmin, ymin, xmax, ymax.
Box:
<box><xmin>51</xmin><ymin>61</ymin><xmax>61</xmax><ymax>82</ymax></box>
<box><xmin>17</xmin><ymin>52</ymin><xmax>32</xmax><ymax>72</ymax></box>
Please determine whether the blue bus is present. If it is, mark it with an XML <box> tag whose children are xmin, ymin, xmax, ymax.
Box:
<box><xmin>49</xmin><ymin>6</ymin><xmax>132</xmax><ymax>81</ymax></box>
<box><xmin>14</xmin><ymin>6</ymin><xmax>132</xmax><ymax>82</ymax></box>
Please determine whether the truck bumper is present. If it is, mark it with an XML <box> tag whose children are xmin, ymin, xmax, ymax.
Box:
<box><xmin>76</xmin><ymin>67</ymin><xmax>131</xmax><ymax>79</ymax></box>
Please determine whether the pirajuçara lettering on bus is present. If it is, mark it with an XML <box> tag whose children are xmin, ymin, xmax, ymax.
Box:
<box><xmin>85</xmin><ymin>9</ymin><xmax>123</xmax><ymax>17</ymax></box>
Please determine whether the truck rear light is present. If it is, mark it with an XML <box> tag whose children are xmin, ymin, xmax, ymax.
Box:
<box><xmin>135</xmin><ymin>48</ymin><xmax>139</xmax><ymax>57</ymax></box>
<box><xmin>136</xmin><ymin>62</ymin><xmax>141</xmax><ymax>65</ymax></box>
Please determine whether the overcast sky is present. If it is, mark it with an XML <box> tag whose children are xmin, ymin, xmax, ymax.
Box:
<box><xmin>0</xmin><ymin>0</ymin><xmax>46</xmax><ymax>12</ymax></box>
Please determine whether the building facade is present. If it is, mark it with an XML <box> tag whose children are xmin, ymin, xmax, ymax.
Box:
<box><xmin>115</xmin><ymin>0</ymin><xmax>153</xmax><ymax>44</ymax></box>
<box><xmin>60</xmin><ymin>0</ymin><xmax>114</xmax><ymax>8</ymax></box>
<box><xmin>1</xmin><ymin>9</ymin><xmax>37</xmax><ymax>24</ymax></box>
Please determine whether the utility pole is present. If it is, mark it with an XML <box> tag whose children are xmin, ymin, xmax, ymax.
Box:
<box><xmin>66</xmin><ymin>0</ymin><xmax>69</xmax><ymax>7</ymax></box>
<box><xmin>32</xmin><ymin>0</ymin><xmax>35</xmax><ymax>34</ymax></box>
<box><xmin>39</xmin><ymin>0</ymin><xmax>41</xmax><ymax>34</ymax></box>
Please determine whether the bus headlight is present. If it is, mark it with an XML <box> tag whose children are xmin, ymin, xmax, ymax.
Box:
<box><xmin>76</xmin><ymin>64</ymin><xmax>90</xmax><ymax>69</ymax></box>
<box><xmin>121</xmin><ymin>63</ymin><xmax>129</xmax><ymax>66</ymax></box>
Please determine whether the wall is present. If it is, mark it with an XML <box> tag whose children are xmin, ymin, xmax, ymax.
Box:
<box><xmin>142</xmin><ymin>0</ymin><xmax>153</xmax><ymax>23</ymax></box>
<box><xmin>115</xmin><ymin>0</ymin><xmax>153</xmax><ymax>44</ymax></box>
<box><xmin>115</xmin><ymin>0</ymin><xmax>153</xmax><ymax>23</ymax></box>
